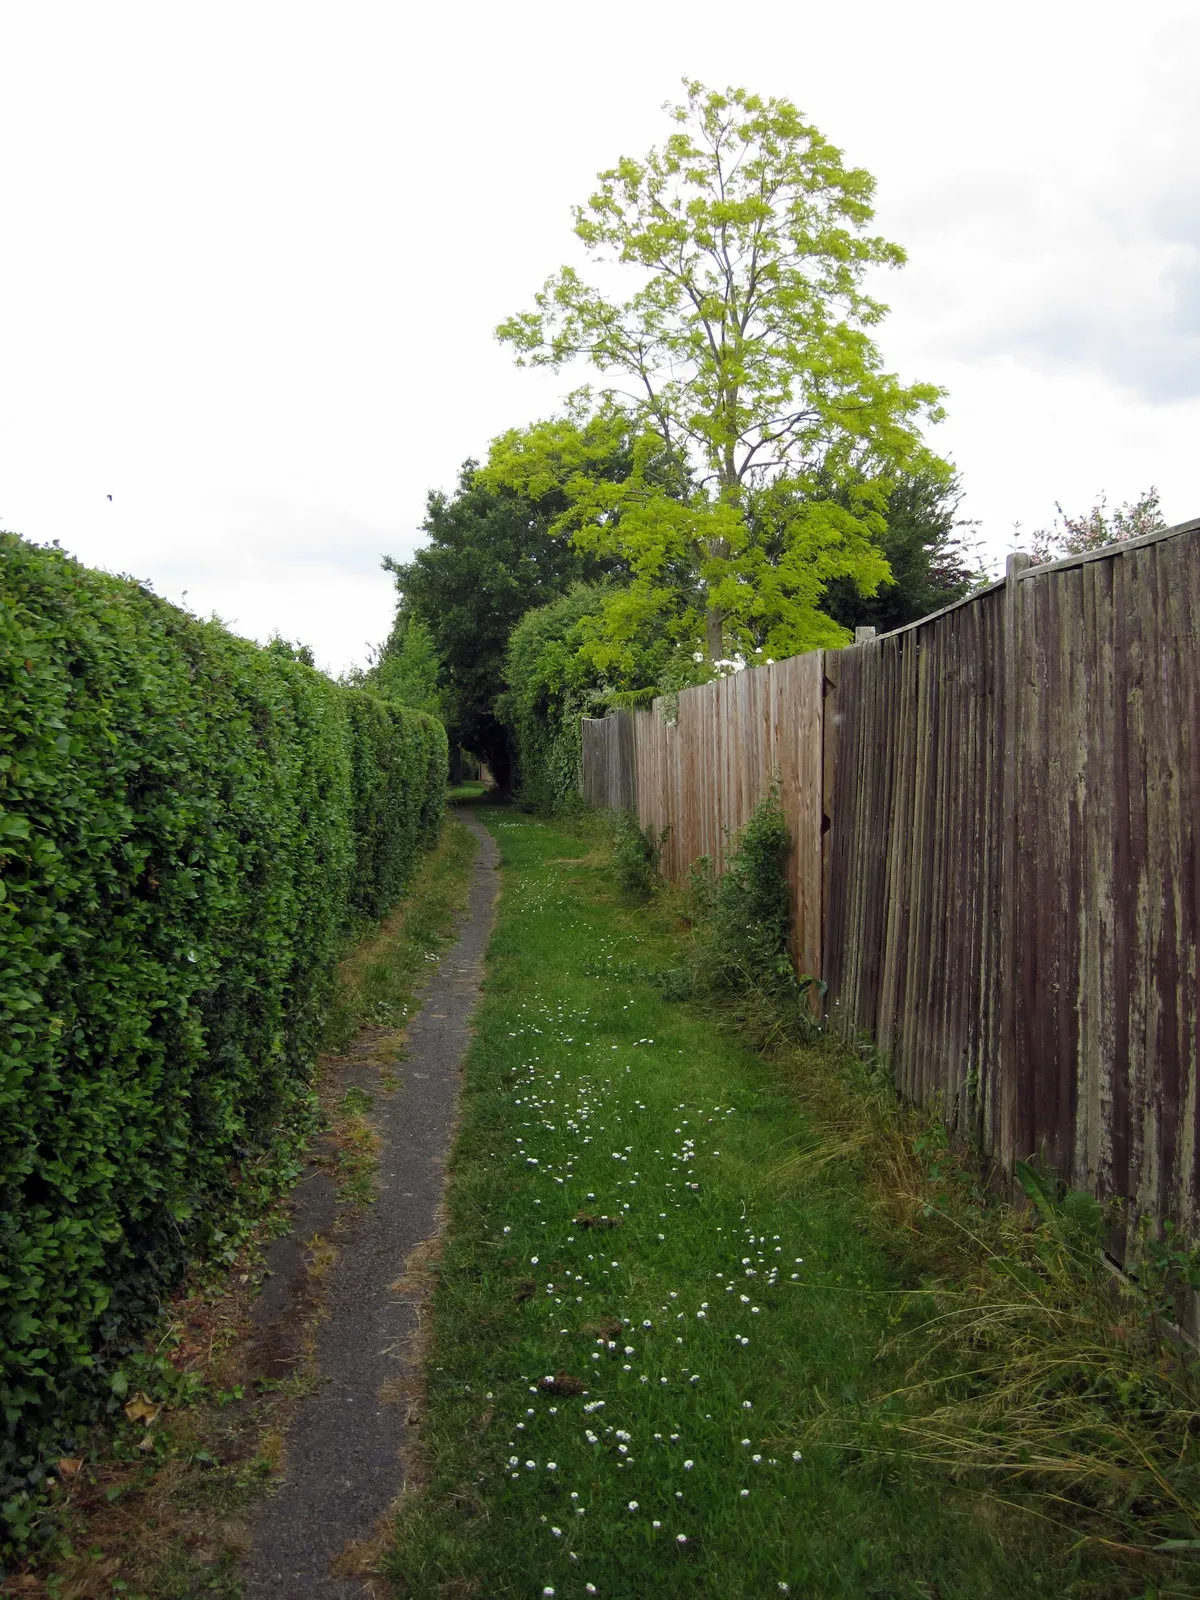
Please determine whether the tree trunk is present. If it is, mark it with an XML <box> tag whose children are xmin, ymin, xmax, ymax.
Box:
<box><xmin>483</xmin><ymin>730</ymin><xmax>515</xmax><ymax>797</ymax></box>
<box><xmin>706</xmin><ymin>605</ymin><xmax>725</xmax><ymax>660</ymax></box>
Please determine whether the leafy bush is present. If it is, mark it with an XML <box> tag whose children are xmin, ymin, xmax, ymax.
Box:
<box><xmin>501</xmin><ymin>579</ymin><xmax>694</xmax><ymax>814</ymax></box>
<box><xmin>695</xmin><ymin>790</ymin><xmax>795</xmax><ymax>994</ymax></box>
<box><xmin>500</xmin><ymin>585</ymin><xmax>609</xmax><ymax>813</ymax></box>
<box><xmin>0</xmin><ymin>532</ymin><xmax>446</xmax><ymax>1542</ymax></box>
<box><xmin>611</xmin><ymin>811</ymin><xmax>666</xmax><ymax>899</ymax></box>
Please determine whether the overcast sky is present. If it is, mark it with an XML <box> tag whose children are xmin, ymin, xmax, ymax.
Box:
<box><xmin>2</xmin><ymin>0</ymin><xmax>1197</xmax><ymax>674</ymax></box>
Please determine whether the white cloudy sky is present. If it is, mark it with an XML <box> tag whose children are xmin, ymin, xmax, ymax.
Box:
<box><xmin>2</xmin><ymin>0</ymin><xmax>1197</xmax><ymax>674</ymax></box>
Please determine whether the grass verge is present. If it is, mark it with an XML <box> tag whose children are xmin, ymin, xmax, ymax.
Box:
<box><xmin>3</xmin><ymin>816</ymin><xmax>477</xmax><ymax>1600</ymax></box>
<box><xmin>447</xmin><ymin>781</ymin><xmax>493</xmax><ymax>805</ymax></box>
<box><xmin>381</xmin><ymin>810</ymin><xmax>1175</xmax><ymax>1600</ymax></box>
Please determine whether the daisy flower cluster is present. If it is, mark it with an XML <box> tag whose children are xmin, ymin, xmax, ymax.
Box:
<box><xmin>461</xmin><ymin>975</ymin><xmax>809</xmax><ymax>1595</ymax></box>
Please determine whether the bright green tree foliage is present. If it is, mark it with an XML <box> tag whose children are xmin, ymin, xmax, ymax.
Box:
<box><xmin>0</xmin><ymin>532</ymin><xmax>446</xmax><ymax>1530</ymax></box>
<box><xmin>494</xmin><ymin>81</ymin><xmax>949</xmax><ymax>661</ymax></box>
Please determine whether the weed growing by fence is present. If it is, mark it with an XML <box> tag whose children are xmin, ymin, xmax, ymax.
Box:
<box><xmin>654</xmin><ymin>794</ymin><xmax>821</xmax><ymax>1041</ymax></box>
<box><xmin>0</xmin><ymin>532</ymin><xmax>446</xmax><ymax>1551</ymax></box>
<box><xmin>610</xmin><ymin>810</ymin><xmax>666</xmax><ymax>899</ymax></box>
<box><xmin>694</xmin><ymin>790</ymin><xmax>793</xmax><ymax>995</ymax></box>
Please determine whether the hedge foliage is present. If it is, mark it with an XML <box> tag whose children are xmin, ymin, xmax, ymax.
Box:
<box><xmin>0</xmin><ymin>533</ymin><xmax>446</xmax><ymax>1528</ymax></box>
<box><xmin>501</xmin><ymin>584</ymin><xmax>610</xmax><ymax>813</ymax></box>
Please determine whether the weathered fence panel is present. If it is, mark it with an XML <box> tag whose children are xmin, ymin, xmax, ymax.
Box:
<box><xmin>1005</xmin><ymin>532</ymin><xmax>1200</xmax><ymax>1237</ymax></box>
<box><xmin>580</xmin><ymin>517</ymin><xmax>1200</xmax><ymax>1235</ymax></box>
<box><xmin>824</xmin><ymin>584</ymin><xmax>1009</xmax><ymax>1152</ymax></box>
<box><xmin>825</xmin><ymin>520</ymin><xmax>1199</xmax><ymax>1234</ymax></box>
<box><xmin>581</xmin><ymin>713</ymin><xmax>637</xmax><ymax>812</ymax></box>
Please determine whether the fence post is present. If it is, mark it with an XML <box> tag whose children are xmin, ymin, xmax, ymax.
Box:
<box><xmin>999</xmin><ymin>552</ymin><xmax>1032</xmax><ymax>1177</ymax></box>
<box><xmin>854</xmin><ymin>625</ymin><xmax>877</xmax><ymax>644</ymax></box>
<box><xmin>820</xmin><ymin>649</ymin><xmax>838</xmax><ymax>999</ymax></box>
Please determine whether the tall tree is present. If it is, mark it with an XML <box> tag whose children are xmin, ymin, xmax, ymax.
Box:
<box><xmin>820</xmin><ymin>469</ymin><xmax>980</xmax><ymax>634</ymax></box>
<box><xmin>383</xmin><ymin>462</ymin><xmax>616</xmax><ymax>789</ymax></box>
<box><xmin>494</xmin><ymin>80</ymin><xmax>949</xmax><ymax>661</ymax></box>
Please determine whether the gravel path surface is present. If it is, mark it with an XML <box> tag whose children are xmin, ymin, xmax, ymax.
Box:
<box><xmin>242</xmin><ymin>811</ymin><xmax>499</xmax><ymax>1598</ymax></box>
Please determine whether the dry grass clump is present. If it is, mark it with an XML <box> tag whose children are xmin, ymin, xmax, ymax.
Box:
<box><xmin>873</xmin><ymin>1232</ymin><xmax>1200</xmax><ymax>1558</ymax></box>
<box><xmin>774</xmin><ymin>1035</ymin><xmax>1200</xmax><ymax>1566</ymax></box>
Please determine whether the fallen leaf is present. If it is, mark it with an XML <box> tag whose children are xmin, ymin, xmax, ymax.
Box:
<box><xmin>57</xmin><ymin>1457</ymin><xmax>84</xmax><ymax>1477</ymax></box>
<box><xmin>124</xmin><ymin>1393</ymin><xmax>160</xmax><ymax>1424</ymax></box>
<box><xmin>539</xmin><ymin>1372</ymin><xmax>585</xmax><ymax>1396</ymax></box>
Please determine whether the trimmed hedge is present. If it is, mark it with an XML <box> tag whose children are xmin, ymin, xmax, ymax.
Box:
<box><xmin>0</xmin><ymin>533</ymin><xmax>446</xmax><ymax>1526</ymax></box>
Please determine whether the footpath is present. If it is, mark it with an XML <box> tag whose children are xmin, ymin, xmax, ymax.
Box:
<box><xmin>241</xmin><ymin>813</ymin><xmax>498</xmax><ymax>1598</ymax></box>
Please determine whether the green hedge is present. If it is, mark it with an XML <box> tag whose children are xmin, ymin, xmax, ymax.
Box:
<box><xmin>501</xmin><ymin>584</ymin><xmax>609</xmax><ymax>814</ymax></box>
<box><xmin>0</xmin><ymin>533</ymin><xmax>446</xmax><ymax>1527</ymax></box>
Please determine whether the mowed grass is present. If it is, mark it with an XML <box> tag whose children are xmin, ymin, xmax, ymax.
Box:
<box><xmin>383</xmin><ymin>811</ymin><xmax>1128</xmax><ymax>1600</ymax></box>
<box><xmin>447</xmin><ymin>780</ymin><xmax>493</xmax><ymax>804</ymax></box>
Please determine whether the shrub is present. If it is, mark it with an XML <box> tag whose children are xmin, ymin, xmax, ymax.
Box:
<box><xmin>695</xmin><ymin>790</ymin><xmax>794</xmax><ymax>993</ymax></box>
<box><xmin>0</xmin><ymin>532</ymin><xmax>446</xmax><ymax>1541</ymax></box>
<box><xmin>501</xmin><ymin>584</ymin><xmax>609</xmax><ymax>814</ymax></box>
<box><xmin>611</xmin><ymin>810</ymin><xmax>666</xmax><ymax>899</ymax></box>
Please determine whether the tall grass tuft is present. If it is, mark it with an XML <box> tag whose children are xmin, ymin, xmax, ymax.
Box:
<box><xmin>854</xmin><ymin>1175</ymin><xmax>1200</xmax><ymax>1559</ymax></box>
<box><xmin>781</xmin><ymin>1040</ymin><xmax>1200</xmax><ymax>1566</ymax></box>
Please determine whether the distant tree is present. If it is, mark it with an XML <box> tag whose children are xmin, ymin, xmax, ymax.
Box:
<box><xmin>382</xmin><ymin>462</ymin><xmax>618</xmax><ymax>791</ymax></box>
<box><xmin>495</xmin><ymin>79</ymin><xmax>949</xmax><ymax>663</ymax></box>
<box><xmin>820</xmin><ymin>470</ymin><xmax>980</xmax><ymax>634</ymax></box>
<box><xmin>1027</xmin><ymin>487</ymin><xmax>1166</xmax><ymax>565</ymax></box>
<box><xmin>366</xmin><ymin>606</ymin><xmax>443</xmax><ymax>718</ymax></box>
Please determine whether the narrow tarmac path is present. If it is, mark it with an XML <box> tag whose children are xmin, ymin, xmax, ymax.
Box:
<box><xmin>242</xmin><ymin>810</ymin><xmax>499</xmax><ymax>1599</ymax></box>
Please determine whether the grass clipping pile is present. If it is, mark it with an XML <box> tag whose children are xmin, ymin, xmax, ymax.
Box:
<box><xmin>633</xmin><ymin>792</ymin><xmax>1200</xmax><ymax>1571</ymax></box>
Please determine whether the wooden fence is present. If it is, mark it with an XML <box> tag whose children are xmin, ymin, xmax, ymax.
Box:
<box><xmin>581</xmin><ymin>516</ymin><xmax>1200</xmax><ymax>1237</ymax></box>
